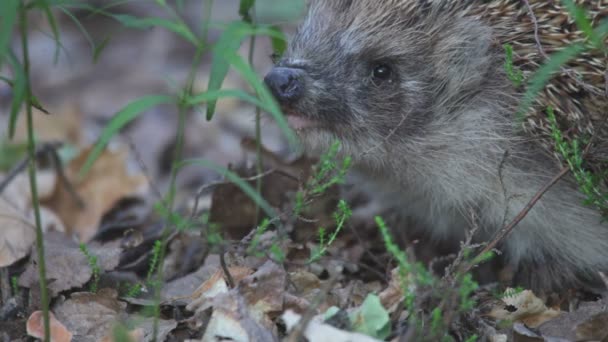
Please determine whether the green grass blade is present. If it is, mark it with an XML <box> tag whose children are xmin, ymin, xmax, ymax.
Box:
<box><xmin>178</xmin><ymin>158</ymin><xmax>276</xmax><ymax>218</ymax></box>
<box><xmin>223</xmin><ymin>52</ymin><xmax>297</xmax><ymax>146</ymax></box>
<box><xmin>560</xmin><ymin>0</ymin><xmax>597</xmax><ymax>45</ymax></box>
<box><xmin>112</xmin><ymin>14</ymin><xmax>198</xmax><ymax>45</ymax></box>
<box><xmin>7</xmin><ymin>52</ymin><xmax>26</xmax><ymax>140</ymax></box>
<box><xmin>239</xmin><ymin>0</ymin><xmax>255</xmax><ymax>22</ymax></box>
<box><xmin>269</xmin><ymin>25</ymin><xmax>286</xmax><ymax>56</ymax></box>
<box><xmin>33</xmin><ymin>0</ymin><xmax>62</xmax><ymax>63</ymax></box>
<box><xmin>518</xmin><ymin>43</ymin><xmax>586</xmax><ymax>118</ymax></box>
<box><xmin>0</xmin><ymin>0</ymin><xmax>19</xmax><ymax>69</ymax></box>
<box><xmin>206</xmin><ymin>21</ymin><xmax>251</xmax><ymax>120</ymax></box>
<box><xmin>205</xmin><ymin>22</ymin><xmax>287</xmax><ymax>121</ymax></box>
<box><xmin>79</xmin><ymin>95</ymin><xmax>174</xmax><ymax>177</ymax></box>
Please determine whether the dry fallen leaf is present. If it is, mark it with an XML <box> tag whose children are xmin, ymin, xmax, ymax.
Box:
<box><xmin>199</xmin><ymin>291</ymin><xmax>277</xmax><ymax>342</ymax></box>
<box><xmin>0</xmin><ymin>170</ymin><xmax>64</xmax><ymax>267</ymax></box>
<box><xmin>188</xmin><ymin>265</ymin><xmax>254</xmax><ymax>312</ymax></box>
<box><xmin>575</xmin><ymin>312</ymin><xmax>608</xmax><ymax>341</ymax></box>
<box><xmin>43</xmin><ymin>146</ymin><xmax>148</xmax><ymax>242</ymax></box>
<box><xmin>26</xmin><ymin>310</ymin><xmax>73</xmax><ymax>342</ymax></box>
<box><xmin>488</xmin><ymin>288</ymin><xmax>561</xmax><ymax>328</ymax></box>
<box><xmin>281</xmin><ymin>310</ymin><xmax>382</xmax><ymax>342</ymax></box>
<box><xmin>13</xmin><ymin>103</ymin><xmax>83</xmax><ymax>145</ymax></box>
<box><xmin>0</xmin><ymin>196</ymin><xmax>35</xmax><ymax>267</ymax></box>
<box><xmin>19</xmin><ymin>232</ymin><xmax>121</xmax><ymax>296</ymax></box>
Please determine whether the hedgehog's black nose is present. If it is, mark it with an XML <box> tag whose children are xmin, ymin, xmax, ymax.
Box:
<box><xmin>264</xmin><ymin>67</ymin><xmax>303</xmax><ymax>104</ymax></box>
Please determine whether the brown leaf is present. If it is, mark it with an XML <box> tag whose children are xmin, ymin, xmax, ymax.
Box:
<box><xmin>488</xmin><ymin>288</ymin><xmax>561</xmax><ymax>328</ymax></box>
<box><xmin>43</xmin><ymin>147</ymin><xmax>148</xmax><ymax>242</ymax></box>
<box><xmin>0</xmin><ymin>196</ymin><xmax>35</xmax><ymax>267</ymax></box>
<box><xmin>19</xmin><ymin>232</ymin><xmax>121</xmax><ymax>296</ymax></box>
<box><xmin>26</xmin><ymin>310</ymin><xmax>73</xmax><ymax>342</ymax></box>
<box><xmin>13</xmin><ymin>104</ymin><xmax>83</xmax><ymax>145</ymax></box>
<box><xmin>575</xmin><ymin>312</ymin><xmax>608</xmax><ymax>341</ymax></box>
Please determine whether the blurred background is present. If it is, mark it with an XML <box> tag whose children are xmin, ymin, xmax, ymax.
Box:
<box><xmin>0</xmin><ymin>0</ymin><xmax>306</xmax><ymax>190</ymax></box>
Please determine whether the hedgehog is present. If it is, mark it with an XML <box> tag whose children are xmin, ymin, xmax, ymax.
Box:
<box><xmin>263</xmin><ymin>0</ymin><xmax>608</xmax><ymax>292</ymax></box>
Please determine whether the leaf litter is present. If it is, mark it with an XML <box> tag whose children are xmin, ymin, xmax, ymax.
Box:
<box><xmin>1</xmin><ymin>1</ymin><xmax>607</xmax><ymax>342</ymax></box>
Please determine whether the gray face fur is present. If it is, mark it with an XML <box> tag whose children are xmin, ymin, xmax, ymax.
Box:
<box><xmin>277</xmin><ymin>0</ymin><xmax>502</xmax><ymax>158</ymax></box>
<box><xmin>269</xmin><ymin>0</ymin><xmax>608</xmax><ymax>292</ymax></box>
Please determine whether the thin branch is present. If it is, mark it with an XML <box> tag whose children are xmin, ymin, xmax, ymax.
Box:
<box><xmin>467</xmin><ymin>166</ymin><xmax>569</xmax><ymax>272</ymax></box>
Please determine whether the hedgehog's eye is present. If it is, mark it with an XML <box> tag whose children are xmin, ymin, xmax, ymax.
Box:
<box><xmin>372</xmin><ymin>63</ymin><xmax>392</xmax><ymax>82</ymax></box>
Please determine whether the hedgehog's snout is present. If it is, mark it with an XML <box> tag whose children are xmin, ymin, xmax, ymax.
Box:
<box><xmin>264</xmin><ymin>67</ymin><xmax>305</xmax><ymax>106</ymax></box>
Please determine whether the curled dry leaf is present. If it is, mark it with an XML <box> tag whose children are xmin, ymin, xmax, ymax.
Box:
<box><xmin>488</xmin><ymin>288</ymin><xmax>561</xmax><ymax>328</ymax></box>
<box><xmin>379</xmin><ymin>268</ymin><xmax>406</xmax><ymax>313</ymax></box>
<box><xmin>188</xmin><ymin>266</ymin><xmax>253</xmax><ymax>312</ymax></box>
<box><xmin>26</xmin><ymin>310</ymin><xmax>73</xmax><ymax>342</ymax></box>
<box><xmin>43</xmin><ymin>146</ymin><xmax>148</xmax><ymax>242</ymax></box>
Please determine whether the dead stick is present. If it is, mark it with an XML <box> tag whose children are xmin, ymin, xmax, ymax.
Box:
<box><xmin>467</xmin><ymin>166</ymin><xmax>569</xmax><ymax>272</ymax></box>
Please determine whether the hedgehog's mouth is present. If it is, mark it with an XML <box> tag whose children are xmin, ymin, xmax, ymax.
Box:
<box><xmin>284</xmin><ymin>109</ymin><xmax>322</xmax><ymax>131</ymax></box>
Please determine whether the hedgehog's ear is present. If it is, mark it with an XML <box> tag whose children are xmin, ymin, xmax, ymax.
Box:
<box><xmin>434</xmin><ymin>18</ymin><xmax>493</xmax><ymax>92</ymax></box>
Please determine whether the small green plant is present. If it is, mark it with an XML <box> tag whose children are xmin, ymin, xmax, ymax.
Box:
<box><xmin>309</xmin><ymin>200</ymin><xmax>352</xmax><ymax>262</ymax></box>
<box><xmin>307</xmin><ymin>141</ymin><xmax>352</xmax><ymax>196</ymax></box>
<box><xmin>79</xmin><ymin>243</ymin><xmax>101</xmax><ymax>293</ymax></box>
<box><xmin>503</xmin><ymin>43</ymin><xmax>523</xmax><ymax>87</ymax></box>
<box><xmin>375</xmin><ymin>216</ymin><xmax>483</xmax><ymax>341</ymax></box>
<box><xmin>246</xmin><ymin>218</ymin><xmax>272</xmax><ymax>257</ymax></box>
<box><xmin>147</xmin><ymin>240</ymin><xmax>163</xmax><ymax>285</ymax></box>
<box><xmin>547</xmin><ymin>107</ymin><xmax>607</xmax><ymax>213</ymax></box>
<box><xmin>11</xmin><ymin>275</ymin><xmax>19</xmax><ymax>296</ymax></box>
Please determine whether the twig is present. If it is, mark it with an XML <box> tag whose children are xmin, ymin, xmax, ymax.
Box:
<box><xmin>48</xmin><ymin>146</ymin><xmax>85</xmax><ymax>209</ymax></box>
<box><xmin>126</xmin><ymin>134</ymin><xmax>164</xmax><ymax>201</ymax></box>
<box><xmin>523</xmin><ymin>0</ymin><xmax>603</xmax><ymax>96</ymax></box>
<box><xmin>467</xmin><ymin>166</ymin><xmax>569</xmax><ymax>272</ymax></box>
<box><xmin>220</xmin><ymin>245</ymin><xmax>235</xmax><ymax>288</ymax></box>
<box><xmin>0</xmin><ymin>268</ymin><xmax>10</xmax><ymax>305</ymax></box>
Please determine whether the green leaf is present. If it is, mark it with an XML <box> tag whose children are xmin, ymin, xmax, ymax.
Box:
<box><xmin>518</xmin><ymin>43</ymin><xmax>586</xmax><ymax>118</ymax></box>
<box><xmin>0</xmin><ymin>139</ymin><xmax>28</xmax><ymax>172</ymax></box>
<box><xmin>206</xmin><ymin>21</ymin><xmax>252</xmax><ymax>120</ymax></box>
<box><xmin>7</xmin><ymin>52</ymin><xmax>26</xmax><ymax>140</ymax></box>
<box><xmin>205</xmin><ymin>22</ymin><xmax>286</xmax><ymax>121</ymax></box>
<box><xmin>269</xmin><ymin>25</ymin><xmax>287</xmax><ymax>56</ymax></box>
<box><xmin>349</xmin><ymin>294</ymin><xmax>391</xmax><ymax>339</ymax></box>
<box><xmin>31</xmin><ymin>0</ymin><xmax>62</xmax><ymax>63</ymax></box>
<box><xmin>177</xmin><ymin>158</ymin><xmax>277</xmax><ymax>218</ymax></box>
<box><xmin>0</xmin><ymin>0</ymin><xmax>19</xmax><ymax>69</ymax></box>
<box><xmin>560</xmin><ymin>0</ymin><xmax>598</xmax><ymax>46</ymax></box>
<box><xmin>112</xmin><ymin>14</ymin><xmax>198</xmax><ymax>45</ymax></box>
<box><xmin>79</xmin><ymin>95</ymin><xmax>174</xmax><ymax>177</ymax></box>
<box><xmin>92</xmin><ymin>37</ymin><xmax>111</xmax><ymax>64</ymax></box>
<box><xmin>223</xmin><ymin>52</ymin><xmax>297</xmax><ymax>146</ymax></box>
<box><xmin>239</xmin><ymin>0</ymin><xmax>255</xmax><ymax>22</ymax></box>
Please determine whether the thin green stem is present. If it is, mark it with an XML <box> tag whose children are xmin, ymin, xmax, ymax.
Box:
<box><xmin>20</xmin><ymin>4</ymin><xmax>50</xmax><ymax>341</ymax></box>
<box><xmin>151</xmin><ymin>1</ymin><xmax>214</xmax><ymax>340</ymax></box>
<box><xmin>246</xmin><ymin>8</ymin><xmax>263</xmax><ymax>221</ymax></box>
